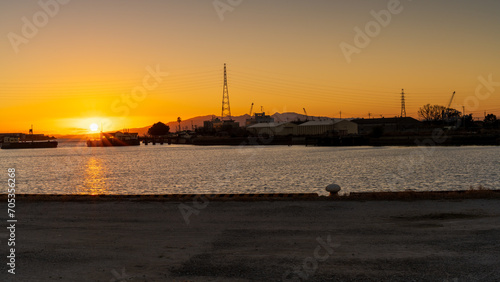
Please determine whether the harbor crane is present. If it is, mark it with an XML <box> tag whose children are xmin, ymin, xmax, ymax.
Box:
<box><xmin>446</xmin><ymin>91</ymin><xmax>456</xmax><ymax>110</ymax></box>
<box><xmin>249</xmin><ymin>103</ymin><xmax>254</xmax><ymax>116</ymax></box>
<box><xmin>442</xmin><ymin>91</ymin><xmax>456</xmax><ymax>120</ymax></box>
<box><xmin>303</xmin><ymin>108</ymin><xmax>308</xmax><ymax>121</ymax></box>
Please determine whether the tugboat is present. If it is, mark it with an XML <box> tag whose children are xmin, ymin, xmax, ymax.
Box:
<box><xmin>1</xmin><ymin>126</ymin><xmax>58</xmax><ymax>149</ymax></box>
<box><xmin>86</xmin><ymin>130</ymin><xmax>140</xmax><ymax>147</ymax></box>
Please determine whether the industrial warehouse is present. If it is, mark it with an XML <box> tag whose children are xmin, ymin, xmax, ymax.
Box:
<box><xmin>246</xmin><ymin>119</ymin><xmax>358</xmax><ymax>136</ymax></box>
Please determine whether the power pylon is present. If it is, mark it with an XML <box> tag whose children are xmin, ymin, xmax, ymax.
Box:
<box><xmin>400</xmin><ymin>89</ymin><xmax>406</xmax><ymax>118</ymax></box>
<box><xmin>221</xmin><ymin>63</ymin><xmax>231</xmax><ymax>120</ymax></box>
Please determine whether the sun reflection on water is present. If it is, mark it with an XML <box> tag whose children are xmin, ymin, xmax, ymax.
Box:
<box><xmin>83</xmin><ymin>157</ymin><xmax>108</xmax><ymax>195</ymax></box>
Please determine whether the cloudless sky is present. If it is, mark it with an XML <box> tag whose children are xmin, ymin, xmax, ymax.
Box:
<box><xmin>1</xmin><ymin>0</ymin><xmax>499</xmax><ymax>134</ymax></box>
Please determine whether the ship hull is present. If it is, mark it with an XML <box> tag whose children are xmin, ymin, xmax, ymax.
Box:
<box><xmin>1</xmin><ymin>141</ymin><xmax>58</xmax><ymax>149</ymax></box>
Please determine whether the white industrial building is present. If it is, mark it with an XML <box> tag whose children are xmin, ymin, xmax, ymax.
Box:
<box><xmin>245</xmin><ymin>112</ymin><xmax>274</xmax><ymax>127</ymax></box>
<box><xmin>246</xmin><ymin>122</ymin><xmax>298</xmax><ymax>136</ymax></box>
<box><xmin>247</xmin><ymin>120</ymin><xmax>358</xmax><ymax>136</ymax></box>
<box><xmin>297</xmin><ymin>120</ymin><xmax>358</xmax><ymax>136</ymax></box>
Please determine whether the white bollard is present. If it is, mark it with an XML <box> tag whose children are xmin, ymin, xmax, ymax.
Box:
<box><xmin>326</xmin><ymin>184</ymin><xmax>341</xmax><ymax>196</ymax></box>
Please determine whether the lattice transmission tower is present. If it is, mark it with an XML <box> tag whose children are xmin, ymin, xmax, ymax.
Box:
<box><xmin>221</xmin><ymin>63</ymin><xmax>231</xmax><ymax>120</ymax></box>
<box><xmin>400</xmin><ymin>89</ymin><xmax>406</xmax><ymax>118</ymax></box>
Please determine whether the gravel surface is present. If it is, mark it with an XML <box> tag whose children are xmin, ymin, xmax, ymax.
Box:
<box><xmin>1</xmin><ymin>199</ymin><xmax>499</xmax><ymax>281</ymax></box>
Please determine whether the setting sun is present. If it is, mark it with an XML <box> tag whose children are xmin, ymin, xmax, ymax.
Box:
<box><xmin>90</xmin><ymin>123</ymin><xmax>99</xmax><ymax>132</ymax></box>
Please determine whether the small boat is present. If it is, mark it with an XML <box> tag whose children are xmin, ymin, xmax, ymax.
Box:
<box><xmin>87</xmin><ymin>131</ymin><xmax>140</xmax><ymax>147</ymax></box>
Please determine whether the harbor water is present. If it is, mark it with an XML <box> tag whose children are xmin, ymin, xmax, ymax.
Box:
<box><xmin>1</xmin><ymin>140</ymin><xmax>499</xmax><ymax>195</ymax></box>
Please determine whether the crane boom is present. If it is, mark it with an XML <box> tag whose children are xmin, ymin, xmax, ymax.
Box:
<box><xmin>303</xmin><ymin>108</ymin><xmax>308</xmax><ymax>121</ymax></box>
<box><xmin>249</xmin><ymin>103</ymin><xmax>254</xmax><ymax>116</ymax></box>
<box><xmin>447</xmin><ymin>91</ymin><xmax>455</xmax><ymax>109</ymax></box>
<box><xmin>443</xmin><ymin>91</ymin><xmax>456</xmax><ymax>121</ymax></box>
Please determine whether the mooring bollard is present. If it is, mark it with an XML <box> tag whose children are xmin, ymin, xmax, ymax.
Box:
<box><xmin>326</xmin><ymin>184</ymin><xmax>341</xmax><ymax>196</ymax></box>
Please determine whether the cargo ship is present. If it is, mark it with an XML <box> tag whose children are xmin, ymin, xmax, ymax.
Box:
<box><xmin>1</xmin><ymin>126</ymin><xmax>58</xmax><ymax>149</ymax></box>
<box><xmin>86</xmin><ymin>131</ymin><xmax>140</xmax><ymax>147</ymax></box>
<box><xmin>1</xmin><ymin>138</ymin><xmax>58</xmax><ymax>149</ymax></box>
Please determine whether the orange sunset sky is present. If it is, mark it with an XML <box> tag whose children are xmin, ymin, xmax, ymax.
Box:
<box><xmin>1</xmin><ymin>0</ymin><xmax>500</xmax><ymax>135</ymax></box>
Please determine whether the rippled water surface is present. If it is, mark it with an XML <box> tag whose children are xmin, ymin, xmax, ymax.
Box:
<box><xmin>1</xmin><ymin>140</ymin><xmax>498</xmax><ymax>195</ymax></box>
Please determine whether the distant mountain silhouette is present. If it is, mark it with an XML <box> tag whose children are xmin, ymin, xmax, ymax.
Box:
<box><xmin>56</xmin><ymin>112</ymin><xmax>334</xmax><ymax>138</ymax></box>
<box><xmin>129</xmin><ymin>112</ymin><xmax>334</xmax><ymax>135</ymax></box>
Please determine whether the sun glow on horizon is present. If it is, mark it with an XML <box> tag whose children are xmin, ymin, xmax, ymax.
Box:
<box><xmin>90</xmin><ymin>123</ymin><xmax>99</xmax><ymax>132</ymax></box>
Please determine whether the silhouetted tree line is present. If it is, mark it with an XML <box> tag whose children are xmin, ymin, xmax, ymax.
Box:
<box><xmin>418</xmin><ymin>104</ymin><xmax>498</xmax><ymax>129</ymax></box>
<box><xmin>148</xmin><ymin>122</ymin><xmax>170</xmax><ymax>136</ymax></box>
<box><xmin>418</xmin><ymin>104</ymin><xmax>460</xmax><ymax>122</ymax></box>
<box><xmin>484</xmin><ymin>114</ymin><xmax>499</xmax><ymax>128</ymax></box>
